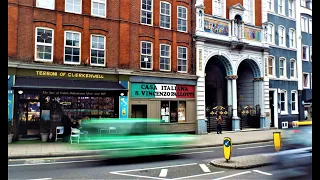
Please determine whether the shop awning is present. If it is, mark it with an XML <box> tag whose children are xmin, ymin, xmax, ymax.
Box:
<box><xmin>13</xmin><ymin>77</ymin><xmax>126</xmax><ymax>91</ymax></box>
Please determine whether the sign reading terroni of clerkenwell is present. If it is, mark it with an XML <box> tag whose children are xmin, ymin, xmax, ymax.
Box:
<box><xmin>130</xmin><ymin>83</ymin><xmax>195</xmax><ymax>98</ymax></box>
<box><xmin>35</xmin><ymin>70</ymin><xmax>104</xmax><ymax>79</ymax></box>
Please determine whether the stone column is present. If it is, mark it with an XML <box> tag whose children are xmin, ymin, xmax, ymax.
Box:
<box><xmin>232</xmin><ymin>20</ymin><xmax>235</xmax><ymax>36</ymax></box>
<box><xmin>227</xmin><ymin>78</ymin><xmax>232</xmax><ymax>106</ymax></box>
<box><xmin>227</xmin><ymin>75</ymin><xmax>240</xmax><ymax>131</ymax></box>
<box><xmin>254</xmin><ymin>77</ymin><xmax>266</xmax><ymax>129</ymax></box>
<box><xmin>241</xmin><ymin>22</ymin><xmax>245</xmax><ymax>39</ymax></box>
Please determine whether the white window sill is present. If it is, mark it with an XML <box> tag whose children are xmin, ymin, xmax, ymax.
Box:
<box><xmin>160</xmin><ymin>26</ymin><xmax>171</xmax><ymax>30</ymax></box>
<box><xmin>140</xmin><ymin>68</ymin><xmax>153</xmax><ymax>71</ymax></box>
<box><xmin>177</xmin><ymin>71</ymin><xmax>188</xmax><ymax>74</ymax></box>
<box><xmin>160</xmin><ymin>69</ymin><xmax>171</xmax><ymax>72</ymax></box>
<box><xmin>91</xmin><ymin>14</ymin><xmax>106</xmax><ymax>18</ymax></box>
<box><xmin>302</xmin><ymin>59</ymin><xmax>309</xmax><ymax>61</ymax></box>
<box><xmin>303</xmin><ymin>87</ymin><xmax>310</xmax><ymax>89</ymax></box>
<box><xmin>64</xmin><ymin>62</ymin><xmax>81</xmax><ymax>65</ymax></box>
<box><xmin>141</xmin><ymin>23</ymin><xmax>153</xmax><ymax>27</ymax></box>
<box><xmin>280</xmin><ymin>112</ymin><xmax>288</xmax><ymax>115</ymax></box>
<box><xmin>291</xmin><ymin>111</ymin><xmax>299</xmax><ymax>115</ymax></box>
<box><xmin>90</xmin><ymin>63</ymin><xmax>105</xmax><ymax>67</ymax></box>
<box><xmin>177</xmin><ymin>30</ymin><xmax>188</xmax><ymax>33</ymax></box>
<box><xmin>65</xmin><ymin>10</ymin><xmax>82</xmax><ymax>15</ymax></box>
<box><xmin>34</xmin><ymin>59</ymin><xmax>53</xmax><ymax>63</ymax></box>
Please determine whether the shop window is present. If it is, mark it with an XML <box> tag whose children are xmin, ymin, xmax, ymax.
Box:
<box><xmin>65</xmin><ymin>0</ymin><xmax>82</xmax><ymax>14</ymax></box>
<box><xmin>92</xmin><ymin>0</ymin><xmax>106</xmax><ymax>18</ymax></box>
<box><xmin>160</xmin><ymin>101</ymin><xmax>186</xmax><ymax>123</ymax></box>
<box><xmin>177</xmin><ymin>6</ymin><xmax>187</xmax><ymax>32</ymax></box>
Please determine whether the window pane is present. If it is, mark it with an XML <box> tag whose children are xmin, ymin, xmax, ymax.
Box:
<box><xmin>65</xmin><ymin>47</ymin><xmax>72</xmax><ymax>55</ymax></box>
<box><xmin>281</xmin><ymin>93</ymin><xmax>285</xmax><ymax>101</ymax></box>
<box><xmin>170</xmin><ymin>101</ymin><xmax>178</xmax><ymax>123</ymax></box>
<box><xmin>73</xmin><ymin>48</ymin><xmax>80</xmax><ymax>55</ymax></box>
<box><xmin>292</xmin><ymin>93</ymin><xmax>295</xmax><ymax>101</ymax></box>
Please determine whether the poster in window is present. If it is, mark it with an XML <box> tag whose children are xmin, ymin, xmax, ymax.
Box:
<box><xmin>41</xmin><ymin>110</ymin><xmax>50</xmax><ymax>121</ymax></box>
<box><xmin>178</xmin><ymin>108</ymin><xmax>186</xmax><ymax>122</ymax></box>
<box><xmin>165</xmin><ymin>107</ymin><xmax>169</xmax><ymax>115</ymax></box>
<box><xmin>161</xmin><ymin>108</ymin><xmax>166</xmax><ymax>116</ymax></box>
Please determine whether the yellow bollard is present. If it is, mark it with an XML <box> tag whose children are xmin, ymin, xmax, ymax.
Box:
<box><xmin>223</xmin><ymin>137</ymin><xmax>232</xmax><ymax>162</ymax></box>
<box><xmin>273</xmin><ymin>132</ymin><xmax>282</xmax><ymax>152</ymax></box>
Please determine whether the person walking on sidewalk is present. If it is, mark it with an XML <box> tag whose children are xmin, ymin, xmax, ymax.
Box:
<box><xmin>217</xmin><ymin>114</ymin><xmax>223</xmax><ymax>134</ymax></box>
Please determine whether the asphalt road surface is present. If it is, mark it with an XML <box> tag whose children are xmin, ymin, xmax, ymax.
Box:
<box><xmin>8</xmin><ymin>141</ymin><xmax>302</xmax><ymax>180</ymax></box>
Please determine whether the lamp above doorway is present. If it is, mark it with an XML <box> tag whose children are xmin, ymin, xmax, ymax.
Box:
<box><xmin>18</xmin><ymin>90</ymin><xmax>23</xmax><ymax>95</ymax></box>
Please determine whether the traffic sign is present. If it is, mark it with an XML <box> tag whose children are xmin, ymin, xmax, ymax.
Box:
<box><xmin>223</xmin><ymin>137</ymin><xmax>232</xmax><ymax>162</ymax></box>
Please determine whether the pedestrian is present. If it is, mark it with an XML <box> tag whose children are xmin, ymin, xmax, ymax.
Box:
<box><xmin>61</xmin><ymin>112</ymin><xmax>72</xmax><ymax>142</ymax></box>
<box><xmin>217</xmin><ymin>114</ymin><xmax>223</xmax><ymax>134</ymax></box>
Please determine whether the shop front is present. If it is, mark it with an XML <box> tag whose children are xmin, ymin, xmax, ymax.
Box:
<box><xmin>9</xmin><ymin>67</ymin><xmax>129</xmax><ymax>140</ymax></box>
<box><xmin>130</xmin><ymin>81</ymin><xmax>196</xmax><ymax>133</ymax></box>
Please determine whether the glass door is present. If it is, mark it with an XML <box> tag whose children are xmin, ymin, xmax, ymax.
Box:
<box><xmin>18</xmin><ymin>100</ymin><xmax>41</xmax><ymax>137</ymax></box>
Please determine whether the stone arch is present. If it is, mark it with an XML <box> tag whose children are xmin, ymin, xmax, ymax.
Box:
<box><xmin>236</xmin><ymin>57</ymin><xmax>262</xmax><ymax>78</ymax></box>
<box><xmin>204</xmin><ymin>52</ymin><xmax>234</xmax><ymax>76</ymax></box>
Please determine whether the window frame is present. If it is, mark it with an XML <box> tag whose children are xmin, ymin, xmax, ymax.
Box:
<box><xmin>278</xmin><ymin>0</ymin><xmax>285</xmax><ymax>15</ymax></box>
<box><xmin>288</xmin><ymin>0</ymin><xmax>295</xmax><ymax>18</ymax></box>
<box><xmin>159</xmin><ymin>44</ymin><xmax>171</xmax><ymax>71</ymax></box>
<box><xmin>278</xmin><ymin>25</ymin><xmax>286</xmax><ymax>47</ymax></box>
<box><xmin>280</xmin><ymin>90</ymin><xmax>288</xmax><ymax>114</ymax></box>
<box><xmin>160</xmin><ymin>100</ymin><xmax>187</xmax><ymax>123</ymax></box>
<box><xmin>308</xmin><ymin>19</ymin><xmax>312</xmax><ymax>34</ymax></box>
<box><xmin>159</xmin><ymin>1</ymin><xmax>171</xmax><ymax>29</ymax></box>
<box><xmin>140</xmin><ymin>41</ymin><xmax>153</xmax><ymax>70</ymax></box>
<box><xmin>289</xmin><ymin>28</ymin><xmax>296</xmax><ymax>48</ymax></box>
<box><xmin>65</xmin><ymin>0</ymin><xmax>82</xmax><ymax>14</ymax></box>
<box><xmin>141</xmin><ymin>0</ymin><xmax>153</xmax><ymax>26</ymax></box>
<box><xmin>267</xmin><ymin>23</ymin><xmax>275</xmax><ymax>44</ymax></box>
<box><xmin>290</xmin><ymin>59</ymin><xmax>297</xmax><ymax>79</ymax></box>
<box><xmin>177</xmin><ymin>6</ymin><xmax>187</xmax><ymax>32</ymax></box>
<box><xmin>279</xmin><ymin>57</ymin><xmax>286</xmax><ymax>78</ymax></box>
<box><xmin>301</xmin><ymin>0</ymin><xmax>306</xmax><ymax>7</ymax></box>
<box><xmin>302</xmin><ymin>45</ymin><xmax>309</xmax><ymax>61</ymax></box>
<box><xmin>301</xmin><ymin>16</ymin><xmax>308</xmax><ymax>32</ymax></box>
<box><xmin>212</xmin><ymin>0</ymin><xmax>223</xmax><ymax>17</ymax></box>
<box><xmin>36</xmin><ymin>0</ymin><xmax>55</xmax><ymax>10</ymax></box>
<box><xmin>64</xmin><ymin>31</ymin><xmax>81</xmax><ymax>65</ymax></box>
<box><xmin>91</xmin><ymin>0</ymin><xmax>106</xmax><ymax>18</ymax></box>
<box><xmin>303</xmin><ymin>72</ymin><xmax>310</xmax><ymax>89</ymax></box>
<box><xmin>267</xmin><ymin>0</ymin><xmax>274</xmax><ymax>11</ymax></box>
<box><xmin>291</xmin><ymin>90</ymin><xmax>298</xmax><ymax>114</ymax></box>
<box><xmin>34</xmin><ymin>27</ymin><xmax>54</xmax><ymax>62</ymax></box>
<box><xmin>268</xmin><ymin>56</ymin><xmax>276</xmax><ymax>77</ymax></box>
<box><xmin>90</xmin><ymin>34</ymin><xmax>106</xmax><ymax>67</ymax></box>
<box><xmin>177</xmin><ymin>46</ymin><xmax>188</xmax><ymax>73</ymax></box>
<box><xmin>310</xmin><ymin>46</ymin><xmax>312</xmax><ymax>62</ymax></box>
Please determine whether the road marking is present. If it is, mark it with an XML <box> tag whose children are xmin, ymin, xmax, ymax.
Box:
<box><xmin>253</xmin><ymin>170</ymin><xmax>273</xmax><ymax>176</ymax></box>
<box><xmin>212</xmin><ymin>171</ymin><xmax>251</xmax><ymax>180</ymax></box>
<box><xmin>8</xmin><ymin>159</ymin><xmax>100</xmax><ymax>167</ymax></box>
<box><xmin>172</xmin><ymin>171</ymin><xmax>225</xmax><ymax>180</ymax></box>
<box><xmin>176</xmin><ymin>150</ymin><xmax>214</xmax><ymax>155</ymax></box>
<box><xmin>237</xmin><ymin>144</ymin><xmax>273</xmax><ymax>150</ymax></box>
<box><xmin>27</xmin><ymin>178</ymin><xmax>52</xmax><ymax>180</ymax></box>
<box><xmin>110</xmin><ymin>163</ymin><xmax>197</xmax><ymax>173</ymax></box>
<box><xmin>159</xmin><ymin>169</ymin><xmax>168</xmax><ymax>177</ymax></box>
<box><xmin>199</xmin><ymin>164</ymin><xmax>211</xmax><ymax>173</ymax></box>
<box><xmin>110</xmin><ymin>172</ymin><xmax>169</xmax><ymax>180</ymax></box>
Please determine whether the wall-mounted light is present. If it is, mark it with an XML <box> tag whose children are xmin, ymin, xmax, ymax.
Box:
<box><xmin>120</xmin><ymin>93</ymin><xmax>124</xmax><ymax>96</ymax></box>
<box><xmin>18</xmin><ymin>90</ymin><xmax>23</xmax><ymax>95</ymax></box>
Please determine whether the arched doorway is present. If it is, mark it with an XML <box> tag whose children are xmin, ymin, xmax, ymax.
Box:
<box><xmin>205</xmin><ymin>55</ymin><xmax>233</xmax><ymax>132</ymax></box>
<box><xmin>237</xmin><ymin>59</ymin><xmax>262</xmax><ymax>129</ymax></box>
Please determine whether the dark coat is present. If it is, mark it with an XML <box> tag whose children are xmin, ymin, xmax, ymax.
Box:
<box><xmin>61</xmin><ymin>115</ymin><xmax>71</xmax><ymax>136</ymax></box>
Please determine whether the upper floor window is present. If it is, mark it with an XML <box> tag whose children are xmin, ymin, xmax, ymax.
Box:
<box><xmin>288</xmin><ymin>0</ymin><xmax>295</xmax><ymax>18</ymax></box>
<box><xmin>268</xmin><ymin>56</ymin><xmax>275</xmax><ymax>76</ymax></box>
<box><xmin>278</xmin><ymin>26</ymin><xmax>286</xmax><ymax>46</ymax></box>
<box><xmin>90</xmin><ymin>35</ymin><xmax>105</xmax><ymax>66</ymax></box>
<box><xmin>301</xmin><ymin>0</ymin><xmax>306</xmax><ymax>7</ymax></box>
<box><xmin>280</xmin><ymin>90</ymin><xmax>288</xmax><ymax>114</ymax></box>
<box><xmin>141</xmin><ymin>0</ymin><xmax>153</xmax><ymax>25</ymax></box>
<box><xmin>160</xmin><ymin>44</ymin><xmax>171</xmax><ymax>71</ymax></box>
<box><xmin>291</xmin><ymin>91</ymin><xmax>298</xmax><ymax>114</ymax></box>
<box><xmin>65</xmin><ymin>0</ymin><xmax>82</xmax><ymax>14</ymax></box>
<box><xmin>306</xmin><ymin>0</ymin><xmax>312</xmax><ymax>9</ymax></box>
<box><xmin>302</xmin><ymin>45</ymin><xmax>309</xmax><ymax>61</ymax></box>
<box><xmin>309</xmin><ymin>19</ymin><xmax>312</xmax><ymax>34</ymax></box>
<box><xmin>243</xmin><ymin>0</ymin><xmax>254</xmax><ymax>24</ymax></box>
<box><xmin>278</xmin><ymin>0</ymin><xmax>285</xmax><ymax>15</ymax></box>
<box><xmin>140</xmin><ymin>41</ymin><xmax>153</xmax><ymax>70</ymax></box>
<box><xmin>310</xmin><ymin>46</ymin><xmax>312</xmax><ymax>61</ymax></box>
<box><xmin>267</xmin><ymin>23</ymin><xmax>274</xmax><ymax>43</ymax></box>
<box><xmin>160</xmin><ymin>1</ymin><xmax>171</xmax><ymax>29</ymax></box>
<box><xmin>64</xmin><ymin>31</ymin><xmax>81</xmax><ymax>64</ymax></box>
<box><xmin>36</xmin><ymin>0</ymin><xmax>55</xmax><ymax>10</ymax></box>
<box><xmin>301</xmin><ymin>16</ymin><xmax>308</xmax><ymax>32</ymax></box>
<box><xmin>177</xmin><ymin>6</ymin><xmax>187</xmax><ymax>32</ymax></box>
<box><xmin>267</xmin><ymin>0</ymin><xmax>274</xmax><ymax>11</ymax></box>
<box><xmin>290</xmin><ymin>59</ymin><xmax>296</xmax><ymax>78</ymax></box>
<box><xmin>91</xmin><ymin>0</ymin><xmax>106</xmax><ymax>18</ymax></box>
<box><xmin>279</xmin><ymin>57</ymin><xmax>286</xmax><ymax>78</ymax></box>
<box><xmin>212</xmin><ymin>0</ymin><xmax>224</xmax><ymax>17</ymax></box>
<box><xmin>289</xmin><ymin>28</ymin><xmax>296</xmax><ymax>48</ymax></box>
<box><xmin>303</xmin><ymin>73</ymin><xmax>310</xmax><ymax>89</ymax></box>
<box><xmin>177</xmin><ymin>46</ymin><xmax>187</xmax><ymax>73</ymax></box>
<box><xmin>35</xmin><ymin>27</ymin><xmax>54</xmax><ymax>62</ymax></box>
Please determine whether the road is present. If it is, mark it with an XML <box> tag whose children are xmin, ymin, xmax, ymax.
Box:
<box><xmin>8</xmin><ymin>141</ymin><xmax>293</xmax><ymax>180</ymax></box>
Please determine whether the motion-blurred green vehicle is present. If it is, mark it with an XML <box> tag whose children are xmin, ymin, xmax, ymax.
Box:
<box><xmin>75</xmin><ymin>118</ymin><xmax>196</xmax><ymax>158</ymax></box>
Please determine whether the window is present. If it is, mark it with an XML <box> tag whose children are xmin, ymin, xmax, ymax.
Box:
<box><xmin>267</xmin><ymin>23</ymin><xmax>274</xmax><ymax>43</ymax></box>
<box><xmin>291</xmin><ymin>91</ymin><xmax>298</xmax><ymax>113</ymax></box>
<box><xmin>267</xmin><ymin>0</ymin><xmax>274</xmax><ymax>11</ymax></box>
<box><xmin>177</xmin><ymin>46</ymin><xmax>187</xmax><ymax>73</ymax></box>
<box><xmin>141</xmin><ymin>0</ymin><xmax>153</xmax><ymax>25</ymax></box>
<box><xmin>90</xmin><ymin>35</ymin><xmax>105</xmax><ymax>66</ymax></box>
<box><xmin>288</xmin><ymin>0</ymin><xmax>295</xmax><ymax>18</ymax></box>
<box><xmin>268</xmin><ymin>56</ymin><xmax>275</xmax><ymax>76</ymax></box>
<box><xmin>289</xmin><ymin>29</ymin><xmax>296</xmax><ymax>48</ymax></box>
<box><xmin>91</xmin><ymin>0</ymin><xmax>106</xmax><ymax>18</ymax></box>
<box><xmin>279</xmin><ymin>57</ymin><xmax>286</xmax><ymax>77</ymax></box>
<box><xmin>65</xmin><ymin>0</ymin><xmax>81</xmax><ymax>14</ymax></box>
<box><xmin>310</xmin><ymin>46</ymin><xmax>312</xmax><ymax>61</ymax></box>
<box><xmin>160</xmin><ymin>2</ymin><xmax>171</xmax><ymax>29</ymax></box>
<box><xmin>280</xmin><ymin>90</ymin><xmax>287</xmax><ymax>114</ymax></box>
<box><xmin>282</xmin><ymin>121</ymin><xmax>288</xmax><ymax>128</ymax></box>
<box><xmin>306</xmin><ymin>0</ymin><xmax>312</xmax><ymax>9</ymax></box>
<box><xmin>309</xmin><ymin>19</ymin><xmax>312</xmax><ymax>34</ymax></box>
<box><xmin>301</xmin><ymin>17</ymin><xmax>308</xmax><ymax>32</ymax></box>
<box><xmin>160</xmin><ymin>44</ymin><xmax>171</xmax><ymax>71</ymax></box>
<box><xmin>302</xmin><ymin>45</ymin><xmax>309</xmax><ymax>61</ymax></box>
<box><xmin>303</xmin><ymin>73</ymin><xmax>310</xmax><ymax>88</ymax></box>
<box><xmin>140</xmin><ymin>41</ymin><xmax>153</xmax><ymax>70</ymax></box>
<box><xmin>290</xmin><ymin>59</ymin><xmax>296</xmax><ymax>78</ymax></box>
<box><xmin>278</xmin><ymin>0</ymin><xmax>285</xmax><ymax>15</ymax></box>
<box><xmin>160</xmin><ymin>101</ymin><xmax>186</xmax><ymax>123</ymax></box>
<box><xmin>311</xmin><ymin>73</ymin><xmax>312</xmax><ymax>89</ymax></box>
<box><xmin>177</xmin><ymin>6</ymin><xmax>187</xmax><ymax>32</ymax></box>
<box><xmin>35</xmin><ymin>27</ymin><xmax>54</xmax><ymax>62</ymax></box>
<box><xmin>243</xmin><ymin>0</ymin><xmax>254</xmax><ymax>24</ymax></box>
<box><xmin>212</xmin><ymin>0</ymin><xmax>223</xmax><ymax>17</ymax></box>
<box><xmin>301</xmin><ymin>0</ymin><xmax>306</xmax><ymax>7</ymax></box>
<box><xmin>278</xmin><ymin>26</ymin><xmax>285</xmax><ymax>46</ymax></box>
<box><xmin>36</xmin><ymin>0</ymin><xmax>55</xmax><ymax>10</ymax></box>
<box><xmin>64</xmin><ymin>31</ymin><xmax>81</xmax><ymax>64</ymax></box>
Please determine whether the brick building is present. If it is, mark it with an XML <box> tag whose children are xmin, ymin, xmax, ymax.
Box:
<box><xmin>8</xmin><ymin>0</ymin><xmax>198</xmax><ymax>140</ymax></box>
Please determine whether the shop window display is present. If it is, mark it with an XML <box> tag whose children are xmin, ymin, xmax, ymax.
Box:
<box><xmin>160</xmin><ymin>101</ymin><xmax>186</xmax><ymax>123</ymax></box>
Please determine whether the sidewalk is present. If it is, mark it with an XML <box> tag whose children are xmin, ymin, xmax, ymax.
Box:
<box><xmin>8</xmin><ymin>129</ymin><xmax>285</xmax><ymax>159</ymax></box>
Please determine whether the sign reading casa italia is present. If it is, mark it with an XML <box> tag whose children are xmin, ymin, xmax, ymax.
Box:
<box><xmin>130</xmin><ymin>83</ymin><xmax>195</xmax><ymax>98</ymax></box>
